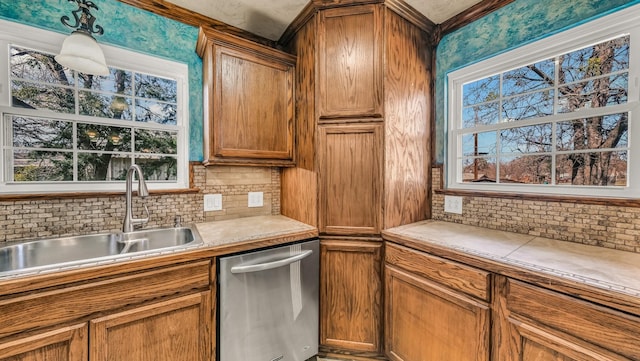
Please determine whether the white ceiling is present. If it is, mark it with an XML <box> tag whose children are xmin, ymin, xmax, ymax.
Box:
<box><xmin>165</xmin><ymin>0</ymin><xmax>483</xmax><ymax>40</ymax></box>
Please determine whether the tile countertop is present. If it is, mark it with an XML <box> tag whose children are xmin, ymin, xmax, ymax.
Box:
<box><xmin>382</xmin><ymin>220</ymin><xmax>640</xmax><ymax>311</ymax></box>
<box><xmin>0</xmin><ymin>215</ymin><xmax>318</xmax><ymax>290</ymax></box>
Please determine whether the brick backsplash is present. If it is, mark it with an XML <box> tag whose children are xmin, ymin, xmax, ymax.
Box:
<box><xmin>0</xmin><ymin>164</ymin><xmax>280</xmax><ymax>242</ymax></box>
<box><xmin>431</xmin><ymin>167</ymin><xmax>640</xmax><ymax>253</ymax></box>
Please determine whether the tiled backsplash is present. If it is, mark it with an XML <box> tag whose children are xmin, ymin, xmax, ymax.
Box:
<box><xmin>431</xmin><ymin>167</ymin><xmax>640</xmax><ymax>254</ymax></box>
<box><xmin>0</xmin><ymin>164</ymin><xmax>280</xmax><ymax>242</ymax></box>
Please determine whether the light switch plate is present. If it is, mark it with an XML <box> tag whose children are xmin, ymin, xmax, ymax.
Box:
<box><xmin>248</xmin><ymin>192</ymin><xmax>264</xmax><ymax>208</ymax></box>
<box><xmin>444</xmin><ymin>195</ymin><xmax>463</xmax><ymax>214</ymax></box>
<box><xmin>204</xmin><ymin>194</ymin><xmax>222</xmax><ymax>211</ymax></box>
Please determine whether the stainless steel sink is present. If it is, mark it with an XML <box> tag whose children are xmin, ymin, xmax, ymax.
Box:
<box><xmin>0</xmin><ymin>225</ymin><xmax>204</xmax><ymax>276</ymax></box>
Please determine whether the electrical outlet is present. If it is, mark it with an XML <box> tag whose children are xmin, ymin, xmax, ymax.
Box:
<box><xmin>248</xmin><ymin>192</ymin><xmax>264</xmax><ymax>208</ymax></box>
<box><xmin>204</xmin><ymin>194</ymin><xmax>222</xmax><ymax>211</ymax></box>
<box><xmin>444</xmin><ymin>195</ymin><xmax>463</xmax><ymax>214</ymax></box>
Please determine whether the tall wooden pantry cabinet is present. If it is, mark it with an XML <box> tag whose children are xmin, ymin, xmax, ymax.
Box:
<box><xmin>280</xmin><ymin>1</ymin><xmax>433</xmax><ymax>358</ymax></box>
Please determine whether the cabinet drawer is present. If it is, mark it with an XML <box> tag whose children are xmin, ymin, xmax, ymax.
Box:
<box><xmin>506</xmin><ymin>279</ymin><xmax>640</xmax><ymax>360</ymax></box>
<box><xmin>385</xmin><ymin>242</ymin><xmax>490</xmax><ymax>301</ymax></box>
<box><xmin>0</xmin><ymin>260</ymin><xmax>211</xmax><ymax>339</ymax></box>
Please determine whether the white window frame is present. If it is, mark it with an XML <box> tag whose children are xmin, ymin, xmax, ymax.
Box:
<box><xmin>447</xmin><ymin>5</ymin><xmax>640</xmax><ymax>198</ymax></box>
<box><xmin>0</xmin><ymin>19</ymin><xmax>190</xmax><ymax>194</ymax></box>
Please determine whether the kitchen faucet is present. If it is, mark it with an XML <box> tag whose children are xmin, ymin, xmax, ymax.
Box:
<box><xmin>123</xmin><ymin>164</ymin><xmax>150</xmax><ymax>233</ymax></box>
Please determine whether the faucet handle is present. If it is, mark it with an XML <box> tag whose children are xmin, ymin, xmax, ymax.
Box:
<box><xmin>132</xmin><ymin>203</ymin><xmax>150</xmax><ymax>225</ymax></box>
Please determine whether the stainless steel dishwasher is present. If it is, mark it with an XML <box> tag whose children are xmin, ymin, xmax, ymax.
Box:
<box><xmin>218</xmin><ymin>239</ymin><xmax>319</xmax><ymax>361</ymax></box>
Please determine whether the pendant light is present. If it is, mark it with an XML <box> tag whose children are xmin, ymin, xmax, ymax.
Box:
<box><xmin>55</xmin><ymin>0</ymin><xmax>109</xmax><ymax>76</ymax></box>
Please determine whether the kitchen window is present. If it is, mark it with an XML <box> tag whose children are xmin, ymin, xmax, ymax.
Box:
<box><xmin>447</xmin><ymin>6</ymin><xmax>640</xmax><ymax>198</ymax></box>
<box><xmin>0</xmin><ymin>20</ymin><xmax>189</xmax><ymax>194</ymax></box>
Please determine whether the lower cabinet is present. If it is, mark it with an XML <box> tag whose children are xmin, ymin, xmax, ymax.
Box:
<box><xmin>384</xmin><ymin>243</ymin><xmax>490</xmax><ymax>361</ymax></box>
<box><xmin>494</xmin><ymin>276</ymin><xmax>640</xmax><ymax>361</ymax></box>
<box><xmin>320</xmin><ymin>239</ymin><xmax>383</xmax><ymax>355</ymax></box>
<box><xmin>0</xmin><ymin>324</ymin><xmax>87</xmax><ymax>361</ymax></box>
<box><xmin>91</xmin><ymin>292</ymin><xmax>211</xmax><ymax>361</ymax></box>
<box><xmin>0</xmin><ymin>261</ymin><xmax>213</xmax><ymax>361</ymax></box>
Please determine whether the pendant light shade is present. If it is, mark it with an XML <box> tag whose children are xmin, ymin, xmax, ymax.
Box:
<box><xmin>55</xmin><ymin>31</ymin><xmax>108</xmax><ymax>76</ymax></box>
<box><xmin>56</xmin><ymin>0</ymin><xmax>109</xmax><ymax>76</ymax></box>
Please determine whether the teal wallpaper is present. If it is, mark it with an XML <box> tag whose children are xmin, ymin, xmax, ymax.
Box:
<box><xmin>0</xmin><ymin>0</ymin><xmax>204</xmax><ymax>161</ymax></box>
<box><xmin>435</xmin><ymin>0</ymin><xmax>640</xmax><ymax>164</ymax></box>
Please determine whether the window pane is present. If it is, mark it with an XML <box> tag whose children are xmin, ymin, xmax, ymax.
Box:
<box><xmin>502</xmin><ymin>90</ymin><xmax>554</xmax><ymax>121</ymax></box>
<box><xmin>556</xmin><ymin>113</ymin><xmax>628</xmax><ymax>151</ymax></box>
<box><xmin>462</xmin><ymin>157</ymin><xmax>497</xmax><ymax>182</ymax></box>
<box><xmin>559</xmin><ymin>35</ymin><xmax>629</xmax><ymax>84</ymax></box>
<box><xmin>500</xmin><ymin>155</ymin><xmax>551</xmax><ymax>184</ymax></box>
<box><xmin>558</xmin><ymin>73</ymin><xmax>628</xmax><ymax>113</ymax></box>
<box><xmin>462</xmin><ymin>102</ymin><xmax>499</xmax><ymax>128</ymax></box>
<box><xmin>135</xmin><ymin>99</ymin><xmax>177</xmax><ymax>125</ymax></box>
<box><xmin>78</xmin><ymin>153</ymin><xmax>130</xmax><ymax>181</ymax></box>
<box><xmin>11</xmin><ymin>116</ymin><xmax>72</xmax><ymax>149</ymax></box>
<box><xmin>12</xmin><ymin>150</ymin><xmax>73</xmax><ymax>181</ymax></box>
<box><xmin>462</xmin><ymin>131</ymin><xmax>496</xmax><ymax>156</ymax></box>
<box><xmin>556</xmin><ymin>151</ymin><xmax>627</xmax><ymax>186</ymax></box>
<box><xmin>135</xmin><ymin>73</ymin><xmax>177</xmax><ymax>103</ymax></box>
<box><xmin>79</xmin><ymin>91</ymin><xmax>133</xmax><ymax>120</ymax></box>
<box><xmin>135</xmin><ymin>129</ymin><xmax>177</xmax><ymax>154</ymax></box>
<box><xmin>78</xmin><ymin>69</ymin><xmax>132</xmax><ymax>95</ymax></box>
<box><xmin>135</xmin><ymin>155</ymin><xmax>177</xmax><ymax>181</ymax></box>
<box><xmin>462</xmin><ymin>75</ymin><xmax>499</xmax><ymax>107</ymax></box>
<box><xmin>77</xmin><ymin>123</ymin><xmax>131</xmax><ymax>152</ymax></box>
<box><xmin>500</xmin><ymin>124</ymin><xmax>552</xmax><ymax>154</ymax></box>
<box><xmin>10</xmin><ymin>46</ymin><xmax>74</xmax><ymax>85</ymax></box>
<box><xmin>502</xmin><ymin>59</ymin><xmax>555</xmax><ymax>96</ymax></box>
<box><xmin>11</xmin><ymin>81</ymin><xmax>74</xmax><ymax>113</ymax></box>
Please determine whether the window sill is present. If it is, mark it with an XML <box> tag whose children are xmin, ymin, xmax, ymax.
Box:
<box><xmin>0</xmin><ymin>187</ymin><xmax>201</xmax><ymax>202</ymax></box>
<box><xmin>435</xmin><ymin>188</ymin><xmax>640</xmax><ymax>207</ymax></box>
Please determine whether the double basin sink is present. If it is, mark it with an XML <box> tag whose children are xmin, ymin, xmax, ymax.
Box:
<box><xmin>0</xmin><ymin>225</ymin><xmax>204</xmax><ymax>277</ymax></box>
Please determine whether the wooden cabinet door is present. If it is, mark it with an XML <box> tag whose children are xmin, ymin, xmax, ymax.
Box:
<box><xmin>199</xmin><ymin>29</ymin><xmax>296</xmax><ymax>166</ymax></box>
<box><xmin>318</xmin><ymin>5</ymin><xmax>383</xmax><ymax>119</ymax></box>
<box><xmin>0</xmin><ymin>324</ymin><xmax>87</xmax><ymax>361</ymax></box>
<box><xmin>90</xmin><ymin>292</ymin><xmax>211</xmax><ymax>361</ymax></box>
<box><xmin>494</xmin><ymin>276</ymin><xmax>639</xmax><ymax>361</ymax></box>
<box><xmin>385</xmin><ymin>265</ymin><xmax>490</xmax><ymax>361</ymax></box>
<box><xmin>320</xmin><ymin>239</ymin><xmax>382</xmax><ymax>354</ymax></box>
<box><xmin>318</xmin><ymin>124</ymin><xmax>383</xmax><ymax>235</ymax></box>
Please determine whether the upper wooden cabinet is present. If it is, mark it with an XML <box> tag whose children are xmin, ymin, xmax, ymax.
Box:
<box><xmin>318</xmin><ymin>5</ymin><xmax>383</xmax><ymax>119</ymax></box>
<box><xmin>197</xmin><ymin>28</ymin><xmax>296</xmax><ymax>166</ymax></box>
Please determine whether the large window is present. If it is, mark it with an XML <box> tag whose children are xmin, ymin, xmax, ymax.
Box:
<box><xmin>447</xmin><ymin>6</ymin><xmax>640</xmax><ymax>198</ymax></box>
<box><xmin>0</xmin><ymin>20</ymin><xmax>189</xmax><ymax>194</ymax></box>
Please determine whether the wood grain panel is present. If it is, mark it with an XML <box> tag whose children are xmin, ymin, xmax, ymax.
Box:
<box><xmin>318</xmin><ymin>5</ymin><xmax>383</xmax><ymax>119</ymax></box>
<box><xmin>198</xmin><ymin>28</ymin><xmax>296</xmax><ymax>166</ymax></box>
<box><xmin>90</xmin><ymin>292</ymin><xmax>211</xmax><ymax>361</ymax></box>
<box><xmin>383</xmin><ymin>9</ymin><xmax>432</xmax><ymax>228</ymax></box>
<box><xmin>0</xmin><ymin>261</ymin><xmax>210</xmax><ymax>339</ymax></box>
<box><xmin>281</xmin><ymin>167</ymin><xmax>318</xmax><ymax>227</ymax></box>
<box><xmin>0</xmin><ymin>324</ymin><xmax>87</xmax><ymax>361</ymax></box>
<box><xmin>320</xmin><ymin>239</ymin><xmax>382</xmax><ymax>353</ymax></box>
<box><xmin>505</xmin><ymin>278</ymin><xmax>640</xmax><ymax>360</ymax></box>
<box><xmin>288</xmin><ymin>15</ymin><xmax>317</xmax><ymax>171</ymax></box>
<box><xmin>318</xmin><ymin>124</ymin><xmax>383</xmax><ymax>235</ymax></box>
<box><xmin>385</xmin><ymin>265</ymin><xmax>490</xmax><ymax>361</ymax></box>
<box><xmin>385</xmin><ymin>242</ymin><xmax>490</xmax><ymax>301</ymax></box>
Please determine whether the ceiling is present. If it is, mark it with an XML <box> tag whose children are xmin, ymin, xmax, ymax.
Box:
<box><xmin>165</xmin><ymin>0</ymin><xmax>483</xmax><ymax>40</ymax></box>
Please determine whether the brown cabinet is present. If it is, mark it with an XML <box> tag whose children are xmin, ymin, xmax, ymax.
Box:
<box><xmin>91</xmin><ymin>292</ymin><xmax>211</xmax><ymax>361</ymax></box>
<box><xmin>318</xmin><ymin>5</ymin><xmax>383</xmax><ymax>119</ymax></box>
<box><xmin>494</xmin><ymin>276</ymin><xmax>640</xmax><ymax>361</ymax></box>
<box><xmin>281</xmin><ymin>2</ymin><xmax>433</xmax><ymax>358</ymax></box>
<box><xmin>320</xmin><ymin>239</ymin><xmax>382</xmax><ymax>354</ymax></box>
<box><xmin>0</xmin><ymin>324</ymin><xmax>87</xmax><ymax>361</ymax></box>
<box><xmin>197</xmin><ymin>28</ymin><xmax>296</xmax><ymax>167</ymax></box>
<box><xmin>384</xmin><ymin>243</ymin><xmax>490</xmax><ymax>361</ymax></box>
<box><xmin>318</xmin><ymin>124</ymin><xmax>383</xmax><ymax>235</ymax></box>
<box><xmin>0</xmin><ymin>261</ymin><xmax>212</xmax><ymax>361</ymax></box>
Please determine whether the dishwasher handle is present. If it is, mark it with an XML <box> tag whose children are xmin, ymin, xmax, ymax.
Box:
<box><xmin>230</xmin><ymin>250</ymin><xmax>313</xmax><ymax>274</ymax></box>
